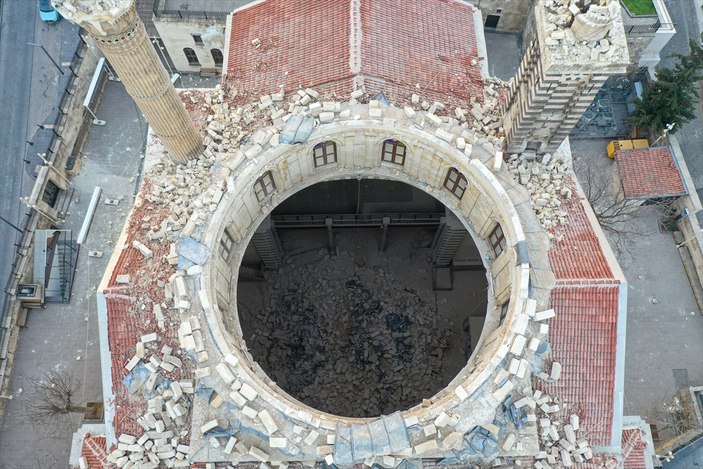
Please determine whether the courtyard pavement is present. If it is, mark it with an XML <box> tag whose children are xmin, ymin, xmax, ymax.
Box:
<box><xmin>570</xmin><ymin>138</ymin><xmax>703</xmax><ymax>444</ymax></box>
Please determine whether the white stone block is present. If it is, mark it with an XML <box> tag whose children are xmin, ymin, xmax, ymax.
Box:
<box><xmin>434</xmin><ymin>128</ymin><xmax>454</xmax><ymax>143</ymax></box>
<box><xmin>258</xmin><ymin>409</ymin><xmax>278</xmax><ymax>434</ymax></box>
<box><xmin>269</xmin><ymin>437</ymin><xmax>287</xmax><ymax>448</ymax></box>
<box><xmin>249</xmin><ymin>446</ymin><xmax>269</xmax><ymax>462</ymax></box>
<box><xmin>426</xmin><ymin>113</ymin><xmax>442</xmax><ymax>127</ymax></box>
<box><xmin>404</xmin><ymin>415</ymin><xmax>419</xmax><ymax>427</ymax></box>
<box><xmin>570</xmin><ymin>414</ymin><xmax>580</xmax><ymax>431</ymax></box>
<box><xmin>510</xmin><ymin>334</ymin><xmax>527</xmax><ymax>356</ymax></box>
<box><xmin>550</xmin><ymin>362</ymin><xmax>562</xmax><ymax>381</ymax></box>
<box><xmin>194</xmin><ymin>367</ymin><xmax>210</xmax><ymax>379</ymax></box>
<box><xmin>230</xmin><ymin>390</ymin><xmax>247</xmax><ymax>407</ymax></box>
<box><xmin>201</xmin><ymin>420</ymin><xmax>218</xmax><ymax>434</ymax></box>
<box><xmin>118</xmin><ymin>434</ymin><xmax>137</xmax><ymax>444</ymax></box>
<box><xmin>502</xmin><ymin>433</ymin><xmax>516</xmax><ymax>451</ymax></box>
<box><xmin>454</xmin><ymin>385</ymin><xmax>468</xmax><ymax>400</ymax></box>
<box><xmin>224</xmin><ymin>437</ymin><xmax>236</xmax><ymax>454</ymax></box>
<box><xmin>224</xmin><ymin>353</ymin><xmax>239</xmax><ymax>368</ymax></box>
<box><xmin>238</xmin><ymin>383</ymin><xmax>257</xmax><ymax>401</ymax></box>
<box><xmin>242</xmin><ymin>406</ymin><xmax>258</xmax><ymax>419</ymax></box>
<box><xmin>414</xmin><ymin>439</ymin><xmax>438</xmax><ymax>454</ymax></box>
<box><xmin>493</xmin><ymin>151</ymin><xmax>503</xmax><ymax>171</ymax></box>
<box><xmin>319</xmin><ymin>112</ymin><xmax>334</xmax><ymax>123</ymax></box>
<box><xmin>434</xmin><ymin>411</ymin><xmax>455</xmax><ymax>427</ymax></box>
<box><xmin>508</xmin><ymin>358</ymin><xmax>520</xmax><ymax>375</ymax></box>
<box><xmin>303</xmin><ymin>430</ymin><xmax>319</xmax><ymax>445</ymax></box>
<box><xmin>125</xmin><ymin>356</ymin><xmax>140</xmax><ymax>372</ymax></box>
<box><xmin>141</xmin><ymin>333</ymin><xmax>157</xmax><ymax>343</ymax></box>
<box><xmin>493</xmin><ymin>380</ymin><xmax>514</xmax><ymax>402</ymax></box>
<box><xmin>216</xmin><ymin>363</ymin><xmax>235</xmax><ymax>384</ymax></box>
<box><xmin>535</xmin><ymin>309</ymin><xmax>556</xmax><ymax>322</ymax></box>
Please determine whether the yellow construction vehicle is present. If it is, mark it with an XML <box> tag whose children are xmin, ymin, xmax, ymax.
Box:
<box><xmin>606</xmin><ymin>138</ymin><xmax>649</xmax><ymax>158</ymax></box>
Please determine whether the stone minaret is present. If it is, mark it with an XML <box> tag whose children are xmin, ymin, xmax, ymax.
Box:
<box><xmin>502</xmin><ymin>0</ymin><xmax>629</xmax><ymax>154</ymax></box>
<box><xmin>54</xmin><ymin>0</ymin><xmax>202</xmax><ymax>163</ymax></box>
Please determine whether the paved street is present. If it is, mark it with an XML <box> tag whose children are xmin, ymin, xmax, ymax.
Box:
<box><xmin>660</xmin><ymin>0</ymin><xmax>703</xmax><ymax>200</ymax></box>
<box><xmin>0</xmin><ymin>0</ymin><xmax>79</xmax><ymax>312</ymax></box>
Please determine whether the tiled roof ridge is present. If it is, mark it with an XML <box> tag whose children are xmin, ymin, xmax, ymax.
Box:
<box><xmin>81</xmin><ymin>434</ymin><xmax>109</xmax><ymax>468</ymax></box>
<box><xmin>349</xmin><ymin>0</ymin><xmax>361</xmax><ymax>75</ymax></box>
<box><xmin>622</xmin><ymin>427</ymin><xmax>647</xmax><ymax>459</ymax></box>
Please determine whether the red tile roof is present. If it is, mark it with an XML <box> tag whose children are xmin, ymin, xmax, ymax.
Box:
<box><xmin>544</xmin><ymin>171</ymin><xmax>624</xmax><ymax>449</ymax></box>
<box><xmin>543</xmin><ymin>285</ymin><xmax>620</xmax><ymax>447</ymax></box>
<box><xmin>549</xmin><ymin>177</ymin><xmax>615</xmax><ymax>283</ymax></box>
<box><xmin>616</xmin><ymin>146</ymin><xmax>687</xmax><ymax>199</ymax></box>
<box><xmin>101</xmin><ymin>179</ymin><xmax>188</xmax><ymax>439</ymax></box>
<box><xmin>622</xmin><ymin>427</ymin><xmax>649</xmax><ymax>469</ymax></box>
<box><xmin>225</xmin><ymin>0</ymin><xmax>484</xmax><ymax>105</ymax></box>
<box><xmin>78</xmin><ymin>434</ymin><xmax>108</xmax><ymax>469</ymax></box>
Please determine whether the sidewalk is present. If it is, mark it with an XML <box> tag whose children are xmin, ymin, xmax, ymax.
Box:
<box><xmin>0</xmin><ymin>81</ymin><xmax>146</xmax><ymax>468</ymax></box>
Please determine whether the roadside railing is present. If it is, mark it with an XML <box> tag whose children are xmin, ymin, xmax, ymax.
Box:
<box><xmin>152</xmin><ymin>0</ymin><xmax>229</xmax><ymax>21</ymax></box>
<box><xmin>623</xmin><ymin>20</ymin><xmax>675</xmax><ymax>35</ymax></box>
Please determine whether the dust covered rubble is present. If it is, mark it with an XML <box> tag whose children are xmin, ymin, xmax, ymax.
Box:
<box><xmin>110</xmin><ymin>335</ymin><xmax>195</xmax><ymax>468</ymax></box>
<box><xmin>506</xmin><ymin>152</ymin><xmax>572</xmax><ymax>235</ymax></box>
<box><xmin>539</xmin><ymin>0</ymin><xmax>628</xmax><ymax>65</ymax></box>
<box><xmin>244</xmin><ymin>250</ymin><xmax>453</xmax><ymax>419</ymax></box>
<box><xmin>142</xmin><ymin>81</ymin><xmax>508</xmax><ymax>243</ymax></box>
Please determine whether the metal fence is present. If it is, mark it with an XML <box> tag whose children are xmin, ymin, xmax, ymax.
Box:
<box><xmin>152</xmin><ymin>0</ymin><xmax>230</xmax><ymax>21</ymax></box>
<box><xmin>623</xmin><ymin>20</ymin><xmax>675</xmax><ymax>35</ymax></box>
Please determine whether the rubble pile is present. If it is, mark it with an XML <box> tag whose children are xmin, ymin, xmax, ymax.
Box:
<box><xmin>142</xmin><ymin>80</ymin><xmax>510</xmax><ymax>245</ymax></box>
<box><xmin>506</xmin><ymin>153</ymin><xmax>572</xmax><ymax>234</ymax></box>
<box><xmin>540</xmin><ymin>0</ymin><xmax>628</xmax><ymax>65</ymax></box>
<box><xmin>242</xmin><ymin>251</ymin><xmax>453</xmax><ymax>418</ymax></box>
<box><xmin>110</xmin><ymin>336</ymin><xmax>196</xmax><ymax>468</ymax></box>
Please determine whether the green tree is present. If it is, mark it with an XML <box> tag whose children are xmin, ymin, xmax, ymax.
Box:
<box><xmin>635</xmin><ymin>34</ymin><xmax>703</xmax><ymax>134</ymax></box>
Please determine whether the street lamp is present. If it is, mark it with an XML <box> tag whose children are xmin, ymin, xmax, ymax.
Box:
<box><xmin>27</xmin><ymin>42</ymin><xmax>64</xmax><ymax>75</ymax></box>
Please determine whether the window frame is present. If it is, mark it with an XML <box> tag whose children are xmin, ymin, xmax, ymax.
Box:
<box><xmin>254</xmin><ymin>171</ymin><xmax>276</xmax><ymax>202</ymax></box>
<box><xmin>488</xmin><ymin>223</ymin><xmax>507</xmax><ymax>257</ymax></box>
<box><xmin>183</xmin><ymin>47</ymin><xmax>200</xmax><ymax>66</ymax></box>
<box><xmin>219</xmin><ymin>228</ymin><xmax>234</xmax><ymax>260</ymax></box>
<box><xmin>443</xmin><ymin>168</ymin><xmax>468</xmax><ymax>200</ymax></box>
<box><xmin>381</xmin><ymin>139</ymin><xmax>407</xmax><ymax>165</ymax></box>
<box><xmin>191</xmin><ymin>33</ymin><xmax>203</xmax><ymax>46</ymax></box>
<box><xmin>211</xmin><ymin>48</ymin><xmax>223</xmax><ymax>67</ymax></box>
<box><xmin>499</xmin><ymin>301</ymin><xmax>510</xmax><ymax>326</ymax></box>
<box><xmin>312</xmin><ymin>141</ymin><xmax>338</xmax><ymax>167</ymax></box>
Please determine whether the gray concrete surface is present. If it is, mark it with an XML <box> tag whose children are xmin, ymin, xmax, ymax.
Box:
<box><xmin>484</xmin><ymin>30</ymin><xmax>523</xmax><ymax>82</ymax></box>
<box><xmin>0</xmin><ymin>81</ymin><xmax>147</xmax><ymax>469</ymax></box>
<box><xmin>620</xmin><ymin>206</ymin><xmax>703</xmax><ymax>426</ymax></box>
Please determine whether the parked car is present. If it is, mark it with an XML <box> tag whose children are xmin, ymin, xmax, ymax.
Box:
<box><xmin>37</xmin><ymin>0</ymin><xmax>60</xmax><ymax>24</ymax></box>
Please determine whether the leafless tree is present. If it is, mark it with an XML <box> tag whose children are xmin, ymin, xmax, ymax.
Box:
<box><xmin>23</xmin><ymin>370</ymin><xmax>86</xmax><ymax>434</ymax></box>
<box><xmin>573</xmin><ymin>156</ymin><xmax>675</xmax><ymax>260</ymax></box>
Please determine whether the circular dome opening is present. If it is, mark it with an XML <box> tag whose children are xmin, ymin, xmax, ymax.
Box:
<box><xmin>234</xmin><ymin>179</ymin><xmax>489</xmax><ymax>418</ymax></box>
